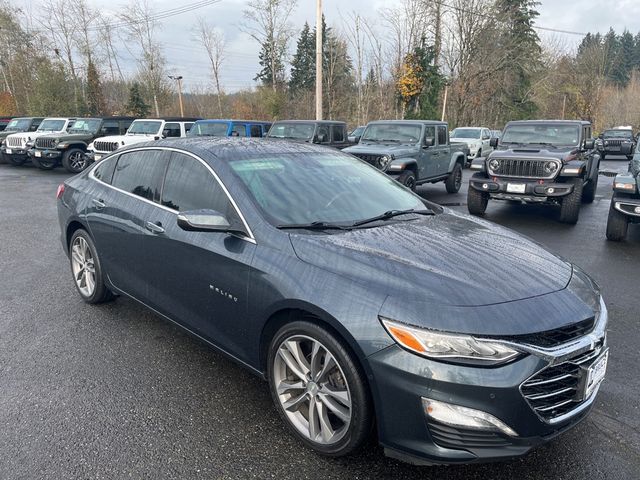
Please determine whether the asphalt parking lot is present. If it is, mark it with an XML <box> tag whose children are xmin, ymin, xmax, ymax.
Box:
<box><xmin>0</xmin><ymin>159</ymin><xmax>638</xmax><ymax>479</ymax></box>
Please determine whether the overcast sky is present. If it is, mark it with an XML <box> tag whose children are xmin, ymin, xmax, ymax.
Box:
<box><xmin>14</xmin><ymin>0</ymin><xmax>640</xmax><ymax>92</ymax></box>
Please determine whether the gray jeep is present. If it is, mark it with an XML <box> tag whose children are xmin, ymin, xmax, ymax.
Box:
<box><xmin>343</xmin><ymin>120</ymin><xmax>468</xmax><ymax>192</ymax></box>
<box><xmin>606</xmin><ymin>142</ymin><xmax>640</xmax><ymax>241</ymax></box>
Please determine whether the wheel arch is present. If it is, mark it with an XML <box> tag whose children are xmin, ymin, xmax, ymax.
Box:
<box><xmin>65</xmin><ymin>219</ymin><xmax>89</xmax><ymax>254</ymax></box>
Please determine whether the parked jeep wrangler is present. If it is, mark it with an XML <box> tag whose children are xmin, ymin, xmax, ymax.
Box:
<box><xmin>0</xmin><ymin>117</ymin><xmax>44</xmax><ymax>164</ymax></box>
<box><xmin>343</xmin><ymin>120</ymin><xmax>468</xmax><ymax>192</ymax></box>
<box><xmin>468</xmin><ymin>120</ymin><xmax>599</xmax><ymax>224</ymax></box>
<box><xmin>188</xmin><ymin>119</ymin><xmax>272</xmax><ymax>138</ymax></box>
<box><xmin>31</xmin><ymin>116</ymin><xmax>135</xmax><ymax>173</ymax></box>
<box><xmin>606</xmin><ymin>142</ymin><xmax>640</xmax><ymax>240</ymax></box>
<box><xmin>266</xmin><ymin>120</ymin><xmax>353</xmax><ymax>149</ymax></box>
<box><xmin>595</xmin><ymin>128</ymin><xmax>635</xmax><ymax>160</ymax></box>
<box><xmin>4</xmin><ymin>117</ymin><xmax>74</xmax><ymax>166</ymax></box>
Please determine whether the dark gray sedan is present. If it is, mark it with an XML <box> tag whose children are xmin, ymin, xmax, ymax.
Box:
<box><xmin>56</xmin><ymin>138</ymin><xmax>608</xmax><ymax>465</ymax></box>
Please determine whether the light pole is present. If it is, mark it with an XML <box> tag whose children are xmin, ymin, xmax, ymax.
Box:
<box><xmin>168</xmin><ymin>75</ymin><xmax>184</xmax><ymax>117</ymax></box>
<box><xmin>315</xmin><ymin>0</ymin><xmax>322</xmax><ymax>120</ymax></box>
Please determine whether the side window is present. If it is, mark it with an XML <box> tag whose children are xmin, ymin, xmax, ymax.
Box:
<box><xmin>250</xmin><ymin>125</ymin><xmax>263</xmax><ymax>137</ymax></box>
<box><xmin>184</xmin><ymin>123</ymin><xmax>194</xmax><ymax>134</ymax></box>
<box><xmin>93</xmin><ymin>155</ymin><xmax>118</xmax><ymax>184</ymax></box>
<box><xmin>316</xmin><ymin>125</ymin><xmax>330</xmax><ymax>143</ymax></box>
<box><xmin>483</xmin><ymin>129</ymin><xmax>490</xmax><ymax>140</ymax></box>
<box><xmin>436</xmin><ymin>126</ymin><xmax>447</xmax><ymax>146</ymax></box>
<box><xmin>231</xmin><ymin>124</ymin><xmax>247</xmax><ymax>137</ymax></box>
<box><xmin>331</xmin><ymin>125</ymin><xmax>344</xmax><ymax>142</ymax></box>
<box><xmin>161</xmin><ymin>153</ymin><xmax>238</xmax><ymax>221</ymax></box>
<box><xmin>163</xmin><ymin>123</ymin><xmax>181</xmax><ymax>138</ymax></box>
<box><xmin>112</xmin><ymin>150</ymin><xmax>168</xmax><ymax>202</ymax></box>
<box><xmin>30</xmin><ymin>120</ymin><xmax>42</xmax><ymax>131</ymax></box>
<box><xmin>102</xmin><ymin>120</ymin><xmax>120</xmax><ymax>136</ymax></box>
<box><xmin>424</xmin><ymin>126</ymin><xmax>436</xmax><ymax>144</ymax></box>
<box><xmin>121</xmin><ymin>120</ymin><xmax>134</xmax><ymax>134</ymax></box>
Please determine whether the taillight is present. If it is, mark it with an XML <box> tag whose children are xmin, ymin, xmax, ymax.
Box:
<box><xmin>56</xmin><ymin>184</ymin><xmax>65</xmax><ymax>199</ymax></box>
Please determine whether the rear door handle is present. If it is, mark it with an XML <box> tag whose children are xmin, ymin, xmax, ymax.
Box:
<box><xmin>92</xmin><ymin>198</ymin><xmax>106</xmax><ymax>209</ymax></box>
<box><xmin>145</xmin><ymin>221</ymin><xmax>165</xmax><ymax>234</ymax></box>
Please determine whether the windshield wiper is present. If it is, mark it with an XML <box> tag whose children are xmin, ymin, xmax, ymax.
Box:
<box><xmin>352</xmin><ymin>208</ymin><xmax>434</xmax><ymax>227</ymax></box>
<box><xmin>276</xmin><ymin>221</ymin><xmax>350</xmax><ymax>231</ymax></box>
<box><xmin>380</xmin><ymin>139</ymin><xmax>401</xmax><ymax>143</ymax></box>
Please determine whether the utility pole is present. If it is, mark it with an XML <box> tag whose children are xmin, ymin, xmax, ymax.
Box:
<box><xmin>441</xmin><ymin>84</ymin><xmax>448</xmax><ymax>122</ymax></box>
<box><xmin>315</xmin><ymin>0</ymin><xmax>323</xmax><ymax>120</ymax></box>
<box><xmin>169</xmin><ymin>75</ymin><xmax>184</xmax><ymax>117</ymax></box>
<box><xmin>561</xmin><ymin>94</ymin><xmax>567</xmax><ymax>120</ymax></box>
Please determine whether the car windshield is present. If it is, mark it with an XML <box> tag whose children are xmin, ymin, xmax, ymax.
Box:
<box><xmin>37</xmin><ymin>119</ymin><xmax>66</xmax><ymax>132</ymax></box>
<box><xmin>127</xmin><ymin>120</ymin><xmax>162</xmax><ymax>135</ymax></box>
<box><xmin>501</xmin><ymin>124</ymin><xmax>580</xmax><ymax>146</ymax></box>
<box><xmin>229</xmin><ymin>152</ymin><xmax>427</xmax><ymax>226</ymax></box>
<box><xmin>188</xmin><ymin>122</ymin><xmax>229</xmax><ymax>137</ymax></box>
<box><xmin>361</xmin><ymin>123</ymin><xmax>422</xmax><ymax>143</ymax></box>
<box><xmin>451</xmin><ymin>128</ymin><xmax>481</xmax><ymax>139</ymax></box>
<box><xmin>68</xmin><ymin>119</ymin><xmax>101</xmax><ymax>133</ymax></box>
<box><xmin>5</xmin><ymin>118</ymin><xmax>31</xmax><ymax>131</ymax></box>
<box><xmin>268</xmin><ymin>122</ymin><xmax>315</xmax><ymax>140</ymax></box>
<box><xmin>602</xmin><ymin>130</ymin><xmax>632</xmax><ymax>138</ymax></box>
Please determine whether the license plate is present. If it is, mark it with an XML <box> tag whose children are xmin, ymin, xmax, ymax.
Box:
<box><xmin>35</xmin><ymin>151</ymin><xmax>41</xmax><ymax>157</ymax></box>
<box><xmin>506</xmin><ymin>183</ymin><xmax>526</xmax><ymax>194</ymax></box>
<box><xmin>5</xmin><ymin>148</ymin><xmax>12</xmax><ymax>154</ymax></box>
<box><xmin>585</xmin><ymin>351</ymin><xmax>608</xmax><ymax>399</ymax></box>
<box><xmin>94</xmin><ymin>154</ymin><xmax>102</xmax><ymax>161</ymax></box>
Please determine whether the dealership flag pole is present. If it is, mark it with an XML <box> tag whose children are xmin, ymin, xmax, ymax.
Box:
<box><xmin>315</xmin><ymin>0</ymin><xmax>323</xmax><ymax>120</ymax></box>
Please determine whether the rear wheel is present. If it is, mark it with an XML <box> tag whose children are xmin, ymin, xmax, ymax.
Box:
<box><xmin>558</xmin><ymin>177</ymin><xmax>583</xmax><ymax>224</ymax></box>
<box><xmin>62</xmin><ymin>148</ymin><xmax>89</xmax><ymax>173</ymax></box>
<box><xmin>445</xmin><ymin>163</ymin><xmax>463</xmax><ymax>193</ymax></box>
<box><xmin>397</xmin><ymin>170</ymin><xmax>416</xmax><ymax>191</ymax></box>
<box><xmin>605</xmin><ymin>201</ymin><xmax>628</xmax><ymax>241</ymax></box>
<box><xmin>467</xmin><ymin>187</ymin><xmax>489</xmax><ymax>215</ymax></box>
<box><xmin>268</xmin><ymin>321</ymin><xmax>373</xmax><ymax>457</ymax></box>
<box><xmin>69</xmin><ymin>229</ymin><xmax>114</xmax><ymax>303</ymax></box>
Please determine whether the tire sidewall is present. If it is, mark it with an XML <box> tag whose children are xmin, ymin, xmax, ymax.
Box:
<box><xmin>69</xmin><ymin>229</ymin><xmax>109</xmax><ymax>303</ymax></box>
<box><xmin>63</xmin><ymin>148</ymin><xmax>88</xmax><ymax>173</ymax></box>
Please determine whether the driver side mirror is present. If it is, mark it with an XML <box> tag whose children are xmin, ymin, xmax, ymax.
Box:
<box><xmin>490</xmin><ymin>137</ymin><xmax>499</xmax><ymax>148</ymax></box>
<box><xmin>354</xmin><ymin>135</ymin><xmax>362</xmax><ymax>143</ymax></box>
<box><xmin>584</xmin><ymin>139</ymin><xmax>595</xmax><ymax>150</ymax></box>
<box><xmin>423</xmin><ymin>137</ymin><xmax>435</xmax><ymax>148</ymax></box>
<box><xmin>177</xmin><ymin>209</ymin><xmax>247</xmax><ymax>236</ymax></box>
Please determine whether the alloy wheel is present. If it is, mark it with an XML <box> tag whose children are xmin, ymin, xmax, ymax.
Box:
<box><xmin>69</xmin><ymin>151</ymin><xmax>87</xmax><ymax>171</ymax></box>
<box><xmin>71</xmin><ymin>236</ymin><xmax>96</xmax><ymax>297</ymax></box>
<box><xmin>273</xmin><ymin>335</ymin><xmax>352</xmax><ymax>445</ymax></box>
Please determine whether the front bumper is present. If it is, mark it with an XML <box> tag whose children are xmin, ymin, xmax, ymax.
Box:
<box><xmin>367</xmin><ymin>341</ymin><xmax>604</xmax><ymax>465</ymax></box>
<box><xmin>31</xmin><ymin>148</ymin><xmax>62</xmax><ymax>161</ymax></box>
<box><xmin>612</xmin><ymin>194</ymin><xmax>640</xmax><ymax>219</ymax></box>
<box><xmin>470</xmin><ymin>174</ymin><xmax>573</xmax><ymax>202</ymax></box>
<box><xmin>1</xmin><ymin>146</ymin><xmax>29</xmax><ymax>157</ymax></box>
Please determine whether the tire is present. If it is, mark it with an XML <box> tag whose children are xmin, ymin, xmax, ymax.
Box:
<box><xmin>627</xmin><ymin>155</ymin><xmax>633</xmax><ymax>161</ymax></box>
<box><xmin>33</xmin><ymin>155</ymin><xmax>57</xmax><ymax>170</ymax></box>
<box><xmin>605</xmin><ymin>201</ymin><xmax>628</xmax><ymax>241</ymax></box>
<box><xmin>467</xmin><ymin>186</ymin><xmax>489</xmax><ymax>215</ymax></box>
<box><xmin>558</xmin><ymin>177</ymin><xmax>583</xmax><ymax>224</ymax></box>
<box><xmin>8</xmin><ymin>155</ymin><xmax>27</xmax><ymax>166</ymax></box>
<box><xmin>600</xmin><ymin>153</ymin><xmax>606</xmax><ymax>161</ymax></box>
<box><xmin>62</xmin><ymin>148</ymin><xmax>90</xmax><ymax>173</ymax></box>
<box><xmin>582</xmin><ymin>170</ymin><xmax>598</xmax><ymax>203</ymax></box>
<box><xmin>397</xmin><ymin>170</ymin><xmax>416</xmax><ymax>191</ymax></box>
<box><xmin>69</xmin><ymin>229</ymin><xmax>114</xmax><ymax>304</ymax></box>
<box><xmin>267</xmin><ymin>321</ymin><xmax>373</xmax><ymax>457</ymax></box>
<box><xmin>445</xmin><ymin>162</ymin><xmax>463</xmax><ymax>193</ymax></box>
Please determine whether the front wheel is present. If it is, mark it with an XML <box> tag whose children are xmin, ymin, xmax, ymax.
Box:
<box><xmin>467</xmin><ymin>186</ymin><xmax>489</xmax><ymax>215</ymax></box>
<box><xmin>8</xmin><ymin>155</ymin><xmax>27</xmax><ymax>166</ymax></box>
<box><xmin>606</xmin><ymin>202</ymin><xmax>628</xmax><ymax>241</ymax></box>
<box><xmin>558</xmin><ymin>178</ymin><xmax>583</xmax><ymax>224</ymax></box>
<box><xmin>69</xmin><ymin>229</ymin><xmax>114</xmax><ymax>303</ymax></box>
<box><xmin>62</xmin><ymin>148</ymin><xmax>89</xmax><ymax>173</ymax></box>
<box><xmin>445</xmin><ymin>163</ymin><xmax>463</xmax><ymax>193</ymax></box>
<box><xmin>268</xmin><ymin>321</ymin><xmax>373</xmax><ymax>457</ymax></box>
<box><xmin>33</xmin><ymin>156</ymin><xmax>57</xmax><ymax>170</ymax></box>
<box><xmin>397</xmin><ymin>170</ymin><xmax>416</xmax><ymax>191</ymax></box>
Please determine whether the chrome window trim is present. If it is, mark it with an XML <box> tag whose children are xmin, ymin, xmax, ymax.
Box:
<box><xmin>88</xmin><ymin>146</ymin><xmax>257</xmax><ymax>244</ymax></box>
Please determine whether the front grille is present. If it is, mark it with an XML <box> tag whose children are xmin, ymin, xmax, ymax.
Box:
<box><xmin>93</xmin><ymin>140</ymin><xmax>119</xmax><ymax>152</ymax></box>
<box><xmin>604</xmin><ymin>139</ymin><xmax>622</xmax><ymax>147</ymax></box>
<box><xmin>521</xmin><ymin>344</ymin><xmax>604</xmax><ymax>422</ymax></box>
<box><xmin>6</xmin><ymin>137</ymin><xmax>25</xmax><ymax>148</ymax></box>
<box><xmin>496</xmin><ymin>317</ymin><xmax>595</xmax><ymax>348</ymax></box>
<box><xmin>35</xmin><ymin>137</ymin><xmax>57</xmax><ymax>149</ymax></box>
<box><xmin>489</xmin><ymin>158</ymin><xmax>557</xmax><ymax>179</ymax></box>
<box><xmin>351</xmin><ymin>153</ymin><xmax>382</xmax><ymax>167</ymax></box>
<box><xmin>427</xmin><ymin>421</ymin><xmax>511</xmax><ymax>450</ymax></box>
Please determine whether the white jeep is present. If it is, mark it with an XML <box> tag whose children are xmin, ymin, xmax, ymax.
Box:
<box><xmin>4</xmin><ymin>118</ymin><xmax>75</xmax><ymax>166</ymax></box>
<box><xmin>450</xmin><ymin>127</ymin><xmax>494</xmax><ymax>164</ymax></box>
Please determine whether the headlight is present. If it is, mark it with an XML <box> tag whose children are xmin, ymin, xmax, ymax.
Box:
<box><xmin>25</xmin><ymin>141</ymin><xmax>34</xmax><ymax>148</ymax></box>
<box><xmin>488</xmin><ymin>158</ymin><xmax>500</xmax><ymax>171</ymax></box>
<box><xmin>544</xmin><ymin>161</ymin><xmax>559</xmax><ymax>174</ymax></box>
<box><xmin>380</xmin><ymin>318</ymin><xmax>520</xmax><ymax>365</ymax></box>
<box><xmin>58</xmin><ymin>142</ymin><xmax>68</xmax><ymax>148</ymax></box>
<box><xmin>377</xmin><ymin>155</ymin><xmax>391</xmax><ymax>170</ymax></box>
<box><xmin>614</xmin><ymin>182</ymin><xmax>636</xmax><ymax>191</ymax></box>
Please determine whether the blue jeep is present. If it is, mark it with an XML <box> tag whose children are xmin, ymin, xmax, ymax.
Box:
<box><xmin>188</xmin><ymin>120</ymin><xmax>272</xmax><ymax>138</ymax></box>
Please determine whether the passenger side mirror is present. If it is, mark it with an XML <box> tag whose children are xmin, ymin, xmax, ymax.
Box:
<box><xmin>423</xmin><ymin>137</ymin><xmax>435</xmax><ymax>148</ymax></box>
<box><xmin>584</xmin><ymin>139</ymin><xmax>595</xmax><ymax>150</ymax></box>
<box><xmin>354</xmin><ymin>135</ymin><xmax>362</xmax><ymax>143</ymax></box>
<box><xmin>490</xmin><ymin>137</ymin><xmax>499</xmax><ymax>148</ymax></box>
<box><xmin>177</xmin><ymin>209</ymin><xmax>247</xmax><ymax>236</ymax></box>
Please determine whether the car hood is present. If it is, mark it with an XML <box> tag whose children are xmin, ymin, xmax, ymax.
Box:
<box><xmin>490</xmin><ymin>146</ymin><xmax>577</xmax><ymax>162</ymax></box>
<box><xmin>450</xmin><ymin>137</ymin><xmax>481</xmax><ymax>146</ymax></box>
<box><xmin>40</xmin><ymin>132</ymin><xmax>93</xmax><ymax>142</ymax></box>
<box><xmin>7</xmin><ymin>131</ymin><xmax>65</xmax><ymax>141</ymax></box>
<box><xmin>91</xmin><ymin>134</ymin><xmax>156</xmax><ymax>149</ymax></box>
<box><xmin>289</xmin><ymin>210</ymin><xmax>572</xmax><ymax>308</ymax></box>
<box><xmin>344</xmin><ymin>143</ymin><xmax>417</xmax><ymax>157</ymax></box>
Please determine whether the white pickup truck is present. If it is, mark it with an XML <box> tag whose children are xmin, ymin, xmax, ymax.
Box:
<box><xmin>450</xmin><ymin>127</ymin><xmax>493</xmax><ymax>164</ymax></box>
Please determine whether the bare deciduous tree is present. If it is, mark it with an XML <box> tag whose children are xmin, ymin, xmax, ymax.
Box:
<box><xmin>196</xmin><ymin>19</ymin><xmax>227</xmax><ymax>117</ymax></box>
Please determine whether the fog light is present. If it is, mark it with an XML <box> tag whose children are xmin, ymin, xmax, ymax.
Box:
<box><xmin>422</xmin><ymin>397</ymin><xmax>518</xmax><ymax>436</ymax></box>
<box><xmin>482</xmin><ymin>183</ymin><xmax>489</xmax><ymax>189</ymax></box>
<box><xmin>547</xmin><ymin>187</ymin><xmax>555</xmax><ymax>194</ymax></box>
<box><xmin>635</xmin><ymin>206</ymin><xmax>640</xmax><ymax>214</ymax></box>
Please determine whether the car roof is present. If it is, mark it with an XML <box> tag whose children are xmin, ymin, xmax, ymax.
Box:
<box><xmin>194</xmin><ymin>119</ymin><xmax>272</xmax><ymax>124</ymax></box>
<box><xmin>42</xmin><ymin>117</ymin><xmax>74</xmax><ymax>121</ymax></box>
<box><xmin>9</xmin><ymin>117</ymin><xmax>45</xmax><ymax>121</ymax></box>
<box><xmin>272</xmin><ymin>120</ymin><xmax>346</xmax><ymax>125</ymax></box>
<box><xmin>366</xmin><ymin>120</ymin><xmax>446</xmax><ymax>126</ymax></box>
<box><xmin>133</xmin><ymin>117</ymin><xmax>201</xmax><ymax>122</ymax></box>
<box><xmin>506</xmin><ymin>120</ymin><xmax>590</xmax><ymax>126</ymax></box>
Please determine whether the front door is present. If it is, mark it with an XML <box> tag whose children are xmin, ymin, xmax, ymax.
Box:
<box><xmin>418</xmin><ymin>125</ymin><xmax>438</xmax><ymax>179</ymax></box>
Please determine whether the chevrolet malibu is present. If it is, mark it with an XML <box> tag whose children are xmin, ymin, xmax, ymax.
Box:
<box><xmin>56</xmin><ymin>138</ymin><xmax>608</xmax><ymax>465</ymax></box>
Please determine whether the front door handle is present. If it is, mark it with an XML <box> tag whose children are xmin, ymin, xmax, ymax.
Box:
<box><xmin>145</xmin><ymin>221</ymin><xmax>165</xmax><ymax>234</ymax></box>
<box><xmin>92</xmin><ymin>198</ymin><xmax>106</xmax><ymax>209</ymax></box>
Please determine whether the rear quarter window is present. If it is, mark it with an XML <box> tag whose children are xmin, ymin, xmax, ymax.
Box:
<box><xmin>93</xmin><ymin>156</ymin><xmax>118</xmax><ymax>184</ymax></box>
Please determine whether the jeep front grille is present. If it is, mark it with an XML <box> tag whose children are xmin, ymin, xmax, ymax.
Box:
<box><xmin>488</xmin><ymin>158</ymin><xmax>558</xmax><ymax>179</ymax></box>
<box><xmin>6</xmin><ymin>137</ymin><xmax>25</xmax><ymax>148</ymax></box>
<box><xmin>521</xmin><ymin>344</ymin><xmax>604</xmax><ymax>422</ymax></box>
<box><xmin>35</xmin><ymin>137</ymin><xmax>57</xmax><ymax>149</ymax></box>
<box><xmin>604</xmin><ymin>139</ymin><xmax>622</xmax><ymax>147</ymax></box>
<box><xmin>351</xmin><ymin>153</ymin><xmax>382</xmax><ymax>167</ymax></box>
<box><xmin>93</xmin><ymin>141</ymin><xmax>119</xmax><ymax>152</ymax></box>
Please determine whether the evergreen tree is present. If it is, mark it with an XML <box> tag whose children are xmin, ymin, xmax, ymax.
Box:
<box><xmin>125</xmin><ymin>83</ymin><xmax>150</xmax><ymax>117</ymax></box>
<box><xmin>86</xmin><ymin>59</ymin><xmax>106</xmax><ymax>116</ymax></box>
<box><xmin>254</xmin><ymin>41</ymin><xmax>286</xmax><ymax>90</ymax></box>
<box><xmin>289</xmin><ymin>22</ymin><xmax>315</xmax><ymax>92</ymax></box>
<box><xmin>611</xmin><ymin>30</ymin><xmax>635</xmax><ymax>86</ymax></box>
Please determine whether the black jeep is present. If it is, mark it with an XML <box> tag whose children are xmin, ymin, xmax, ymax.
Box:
<box><xmin>266</xmin><ymin>120</ymin><xmax>353</xmax><ymax>149</ymax></box>
<box><xmin>31</xmin><ymin>116</ymin><xmax>134</xmax><ymax>173</ymax></box>
<box><xmin>596</xmin><ymin>128</ymin><xmax>635</xmax><ymax>160</ymax></box>
<box><xmin>606</xmin><ymin>142</ymin><xmax>640</xmax><ymax>240</ymax></box>
<box><xmin>468</xmin><ymin>120</ymin><xmax>600</xmax><ymax>224</ymax></box>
